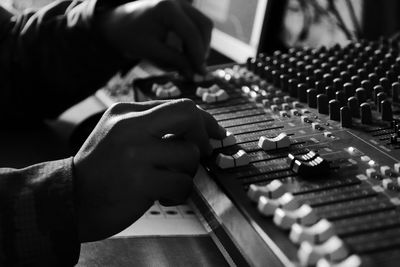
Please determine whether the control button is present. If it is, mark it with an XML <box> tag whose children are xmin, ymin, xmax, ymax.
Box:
<box><xmin>257</xmin><ymin>193</ymin><xmax>299</xmax><ymax>217</ymax></box>
<box><xmin>290</xmin><ymin>219</ymin><xmax>335</xmax><ymax>244</ymax></box>
<box><xmin>325</xmin><ymin>86</ymin><xmax>335</xmax><ymax>100</ymax></box>
<box><xmin>316</xmin><ymin>254</ymin><xmax>362</xmax><ymax>267</ymax></box>
<box><xmin>196</xmin><ymin>84</ymin><xmax>219</xmax><ymax>98</ymax></box>
<box><xmin>376</xmin><ymin>92</ymin><xmax>387</xmax><ymax>112</ymax></box>
<box><xmin>312</xmin><ymin>122</ymin><xmax>322</xmax><ymax>130</ymax></box>
<box><xmin>347</xmin><ymin>97</ymin><xmax>359</xmax><ymax>118</ymax></box>
<box><xmin>381</xmin><ymin>100</ymin><xmax>393</xmax><ymax>121</ymax></box>
<box><xmin>270</xmin><ymin>105</ymin><xmax>280</xmax><ymax>112</ymax></box>
<box><xmin>382</xmin><ymin>178</ymin><xmax>394</xmax><ymax>189</ymax></box>
<box><xmin>153</xmin><ymin>82</ymin><xmax>182</xmax><ymax>98</ymax></box>
<box><xmin>298</xmin><ymin>236</ymin><xmax>348</xmax><ymax>267</ymax></box>
<box><xmin>289</xmin><ymin>151</ymin><xmax>330</xmax><ymax>177</ymax></box>
<box><xmin>210</xmin><ymin>131</ymin><xmax>236</xmax><ymax>149</ymax></box>
<box><xmin>202</xmin><ymin>89</ymin><xmax>229</xmax><ymax>103</ymax></box>
<box><xmin>293</xmin><ymin>101</ymin><xmax>302</xmax><ymax>108</ymax></box>
<box><xmin>307</xmin><ymin>88</ymin><xmax>317</xmax><ymax>108</ymax></box>
<box><xmin>394</xmin><ymin>162</ymin><xmax>400</xmax><ymax>173</ymax></box>
<box><xmin>258</xmin><ymin>133</ymin><xmax>291</xmax><ymax>150</ymax></box>
<box><xmin>329</xmin><ymin>100</ymin><xmax>340</xmax><ymax>121</ymax></box>
<box><xmin>343</xmin><ymin>83</ymin><xmax>354</xmax><ymax>98</ymax></box>
<box><xmin>360</xmin><ymin>103</ymin><xmax>372</xmax><ymax>124</ymax></box>
<box><xmin>360</xmin><ymin>156</ymin><xmax>371</xmax><ymax>162</ymax></box>
<box><xmin>355</xmin><ymin>88</ymin><xmax>366</xmax><ymax>104</ymax></box>
<box><xmin>273</xmin><ymin>204</ymin><xmax>318</xmax><ymax>229</ymax></box>
<box><xmin>216</xmin><ymin>150</ymin><xmax>249</xmax><ymax>169</ymax></box>
<box><xmin>247</xmin><ymin>180</ymin><xmax>287</xmax><ymax>202</ymax></box>
<box><xmin>290</xmin><ymin>109</ymin><xmax>301</xmax><ymax>116</ymax></box>
<box><xmin>366</xmin><ymin>168</ymin><xmax>378</xmax><ymax>179</ymax></box>
<box><xmin>380</xmin><ymin>165</ymin><xmax>391</xmax><ymax>176</ymax></box>
<box><xmin>340</xmin><ymin>106</ymin><xmax>352</xmax><ymax>128</ymax></box>
<box><xmin>317</xmin><ymin>94</ymin><xmax>329</xmax><ymax>114</ymax></box>
<box><xmin>392</xmin><ymin>82</ymin><xmax>400</xmax><ymax>102</ymax></box>
<box><xmin>298</xmin><ymin>83</ymin><xmax>308</xmax><ymax>103</ymax></box>
<box><xmin>282</xmin><ymin>103</ymin><xmax>291</xmax><ymax>110</ymax></box>
<box><xmin>324</xmin><ymin>132</ymin><xmax>333</xmax><ymax>138</ymax></box>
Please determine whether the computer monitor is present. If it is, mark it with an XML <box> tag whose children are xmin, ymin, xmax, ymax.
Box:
<box><xmin>193</xmin><ymin>0</ymin><xmax>270</xmax><ymax>63</ymax></box>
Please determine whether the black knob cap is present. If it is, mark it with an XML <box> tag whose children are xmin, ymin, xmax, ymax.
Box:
<box><xmin>317</xmin><ymin>94</ymin><xmax>329</xmax><ymax>114</ymax></box>
<box><xmin>380</xmin><ymin>77</ymin><xmax>390</xmax><ymax>94</ymax></box>
<box><xmin>323</xmin><ymin>73</ymin><xmax>333</xmax><ymax>85</ymax></box>
<box><xmin>329</xmin><ymin>99</ymin><xmax>341</xmax><ymax>121</ymax></box>
<box><xmin>361</xmin><ymin>80</ymin><xmax>372</xmax><ymax>99</ymax></box>
<box><xmin>392</xmin><ymin>82</ymin><xmax>400</xmax><ymax>102</ymax></box>
<box><xmin>369</xmin><ymin>73</ymin><xmax>379</xmax><ymax>85</ymax></box>
<box><xmin>298</xmin><ymin>83</ymin><xmax>308</xmax><ymax>102</ymax></box>
<box><xmin>307</xmin><ymin>88</ymin><xmax>317</xmax><ymax>108</ymax></box>
<box><xmin>280</xmin><ymin>74</ymin><xmax>289</xmax><ymax>92</ymax></box>
<box><xmin>325</xmin><ymin>85</ymin><xmax>335</xmax><ymax>100</ymax></box>
<box><xmin>351</xmin><ymin>76</ymin><xmax>361</xmax><ymax>88</ymax></box>
<box><xmin>381</xmin><ymin>100</ymin><xmax>393</xmax><ymax>121</ymax></box>
<box><xmin>333</xmin><ymin>78</ymin><xmax>343</xmax><ymax>91</ymax></box>
<box><xmin>373</xmin><ymin>85</ymin><xmax>384</xmax><ymax>105</ymax></box>
<box><xmin>360</xmin><ymin>103</ymin><xmax>372</xmax><ymax>124</ymax></box>
<box><xmin>335</xmin><ymin>90</ymin><xmax>346</xmax><ymax>106</ymax></box>
<box><xmin>315</xmin><ymin>80</ymin><xmax>326</xmax><ymax>94</ymax></box>
<box><xmin>344</xmin><ymin>83</ymin><xmax>355</xmax><ymax>98</ymax></box>
<box><xmin>377</xmin><ymin>92</ymin><xmax>387</xmax><ymax>112</ymax></box>
<box><xmin>341</xmin><ymin>106</ymin><xmax>352</xmax><ymax>128</ymax></box>
<box><xmin>348</xmin><ymin>96</ymin><xmax>360</xmax><ymax>118</ymax></box>
<box><xmin>355</xmin><ymin>88</ymin><xmax>367</xmax><ymax>104</ymax></box>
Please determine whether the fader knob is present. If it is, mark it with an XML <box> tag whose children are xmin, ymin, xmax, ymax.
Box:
<box><xmin>347</xmin><ymin>97</ymin><xmax>359</xmax><ymax>118</ymax></box>
<box><xmin>307</xmin><ymin>89</ymin><xmax>317</xmax><ymax>108</ymax></box>
<box><xmin>361</xmin><ymin>80</ymin><xmax>372</xmax><ymax>98</ymax></box>
<box><xmin>392</xmin><ymin>82</ymin><xmax>400</xmax><ymax>102</ymax></box>
<box><xmin>377</xmin><ymin>92</ymin><xmax>387</xmax><ymax>112</ymax></box>
<box><xmin>343</xmin><ymin>83</ymin><xmax>355</xmax><ymax>98</ymax></box>
<box><xmin>298</xmin><ymin>84</ymin><xmax>308</xmax><ymax>103</ymax></box>
<box><xmin>317</xmin><ymin>94</ymin><xmax>329</xmax><ymax>115</ymax></box>
<box><xmin>335</xmin><ymin>91</ymin><xmax>346</xmax><ymax>107</ymax></box>
<box><xmin>381</xmin><ymin>100</ymin><xmax>393</xmax><ymax>121</ymax></box>
<box><xmin>329</xmin><ymin>100</ymin><xmax>341</xmax><ymax>121</ymax></box>
<box><xmin>360</xmin><ymin>103</ymin><xmax>372</xmax><ymax>124</ymax></box>
<box><xmin>340</xmin><ymin>106</ymin><xmax>352</xmax><ymax>128</ymax></box>
<box><xmin>355</xmin><ymin>88</ymin><xmax>366</xmax><ymax>104</ymax></box>
<box><xmin>373</xmin><ymin>85</ymin><xmax>383</xmax><ymax>105</ymax></box>
<box><xmin>325</xmin><ymin>86</ymin><xmax>335</xmax><ymax>100</ymax></box>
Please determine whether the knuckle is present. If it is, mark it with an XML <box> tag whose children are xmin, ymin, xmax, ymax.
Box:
<box><xmin>155</xmin><ymin>0</ymin><xmax>175</xmax><ymax>11</ymax></box>
<box><xmin>174</xmin><ymin>98</ymin><xmax>197</xmax><ymax>113</ymax></box>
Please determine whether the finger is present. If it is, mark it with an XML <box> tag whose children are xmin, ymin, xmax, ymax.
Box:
<box><xmin>107</xmin><ymin>100</ymin><xmax>175</xmax><ymax>115</ymax></box>
<box><xmin>145</xmin><ymin>99</ymin><xmax>212</xmax><ymax>156</ymax></box>
<box><xmin>148</xmin><ymin>169</ymin><xmax>193</xmax><ymax>205</ymax></box>
<box><xmin>196</xmin><ymin>106</ymin><xmax>227</xmax><ymax>139</ymax></box>
<box><xmin>179</xmin><ymin>2</ymin><xmax>213</xmax><ymax>59</ymax></box>
<box><xmin>145</xmin><ymin>138</ymin><xmax>200</xmax><ymax>175</ymax></box>
<box><xmin>145</xmin><ymin>40</ymin><xmax>194</xmax><ymax>78</ymax></box>
<box><xmin>159</xmin><ymin>1</ymin><xmax>206</xmax><ymax>74</ymax></box>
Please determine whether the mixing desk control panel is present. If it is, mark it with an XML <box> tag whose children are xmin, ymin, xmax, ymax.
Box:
<box><xmin>133</xmin><ymin>38</ymin><xmax>400</xmax><ymax>267</ymax></box>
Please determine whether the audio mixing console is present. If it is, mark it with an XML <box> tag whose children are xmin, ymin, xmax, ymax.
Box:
<box><xmin>133</xmin><ymin>39</ymin><xmax>400</xmax><ymax>267</ymax></box>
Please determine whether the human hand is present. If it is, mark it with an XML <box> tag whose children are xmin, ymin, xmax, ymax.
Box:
<box><xmin>96</xmin><ymin>0</ymin><xmax>213</xmax><ymax>78</ymax></box>
<box><xmin>73</xmin><ymin>99</ymin><xmax>225</xmax><ymax>242</ymax></box>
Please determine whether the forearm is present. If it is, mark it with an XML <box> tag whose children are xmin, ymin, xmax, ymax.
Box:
<box><xmin>0</xmin><ymin>158</ymin><xmax>79</xmax><ymax>266</ymax></box>
<box><xmin>0</xmin><ymin>0</ymin><xmax>130</xmax><ymax>126</ymax></box>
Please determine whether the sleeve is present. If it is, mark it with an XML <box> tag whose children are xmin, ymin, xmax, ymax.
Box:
<box><xmin>0</xmin><ymin>158</ymin><xmax>79</xmax><ymax>266</ymax></box>
<box><xmin>0</xmin><ymin>0</ymin><xmax>132</xmax><ymax>127</ymax></box>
